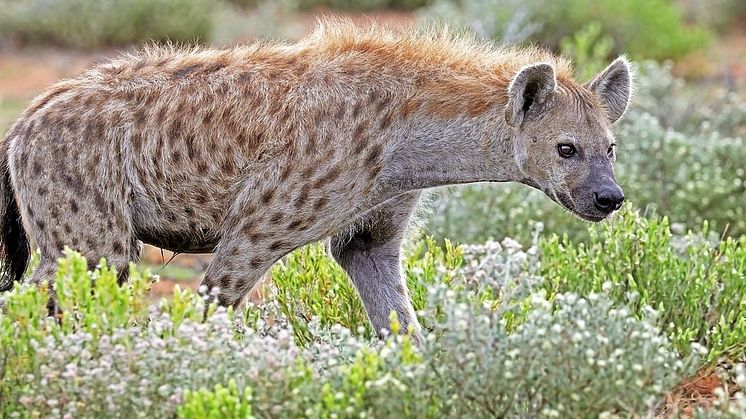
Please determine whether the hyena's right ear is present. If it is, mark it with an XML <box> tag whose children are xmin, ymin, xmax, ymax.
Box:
<box><xmin>505</xmin><ymin>63</ymin><xmax>556</xmax><ymax>128</ymax></box>
<box><xmin>585</xmin><ymin>56</ymin><xmax>632</xmax><ymax>124</ymax></box>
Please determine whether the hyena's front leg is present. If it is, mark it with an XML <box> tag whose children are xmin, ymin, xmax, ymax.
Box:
<box><xmin>329</xmin><ymin>191</ymin><xmax>422</xmax><ymax>341</ymax></box>
<box><xmin>198</xmin><ymin>180</ymin><xmax>300</xmax><ymax>309</ymax></box>
<box><xmin>199</xmin><ymin>239</ymin><xmax>275</xmax><ymax>309</ymax></box>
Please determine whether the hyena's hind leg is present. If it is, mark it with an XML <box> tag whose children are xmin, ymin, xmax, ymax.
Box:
<box><xmin>329</xmin><ymin>191</ymin><xmax>422</xmax><ymax>342</ymax></box>
<box><xmin>18</xmin><ymin>183</ymin><xmax>140</xmax><ymax>310</ymax></box>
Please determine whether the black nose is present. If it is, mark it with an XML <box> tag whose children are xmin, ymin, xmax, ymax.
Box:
<box><xmin>593</xmin><ymin>187</ymin><xmax>625</xmax><ymax>212</ymax></box>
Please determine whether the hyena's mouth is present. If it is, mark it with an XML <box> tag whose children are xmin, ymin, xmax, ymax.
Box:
<box><xmin>551</xmin><ymin>190</ymin><xmax>607</xmax><ymax>223</ymax></box>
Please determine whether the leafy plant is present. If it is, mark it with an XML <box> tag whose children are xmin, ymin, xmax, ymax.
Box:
<box><xmin>540</xmin><ymin>209</ymin><xmax>746</xmax><ymax>361</ymax></box>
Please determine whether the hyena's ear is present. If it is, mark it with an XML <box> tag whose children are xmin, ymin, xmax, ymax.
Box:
<box><xmin>586</xmin><ymin>56</ymin><xmax>632</xmax><ymax>124</ymax></box>
<box><xmin>505</xmin><ymin>63</ymin><xmax>556</xmax><ymax>128</ymax></box>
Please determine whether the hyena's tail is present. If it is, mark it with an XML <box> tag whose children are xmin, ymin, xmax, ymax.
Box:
<box><xmin>0</xmin><ymin>140</ymin><xmax>30</xmax><ymax>292</ymax></box>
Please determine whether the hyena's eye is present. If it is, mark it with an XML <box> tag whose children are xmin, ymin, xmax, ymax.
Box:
<box><xmin>557</xmin><ymin>144</ymin><xmax>576</xmax><ymax>158</ymax></box>
<box><xmin>607</xmin><ymin>144</ymin><xmax>616</xmax><ymax>158</ymax></box>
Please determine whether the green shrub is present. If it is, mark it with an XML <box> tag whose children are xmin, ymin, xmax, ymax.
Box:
<box><xmin>559</xmin><ymin>22</ymin><xmax>614</xmax><ymax>81</ymax></box>
<box><xmin>423</xmin><ymin>0</ymin><xmax>711</xmax><ymax>61</ymax></box>
<box><xmin>0</xmin><ymin>0</ymin><xmax>217</xmax><ymax>48</ymax></box>
<box><xmin>540</xmin><ymin>209</ymin><xmax>746</xmax><ymax>361</ymax></box>
<box><xmin>178</xmin><ymin>379</ymin><xmax>254</xmax><ymax>419</ymax></box>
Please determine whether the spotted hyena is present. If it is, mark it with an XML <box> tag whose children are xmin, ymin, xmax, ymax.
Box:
<box><xmin>0</xmin><ymin>21</ymin><xmax>631</xmax><ymax>340</ymax></box>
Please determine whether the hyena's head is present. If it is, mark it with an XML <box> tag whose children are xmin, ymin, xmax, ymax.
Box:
<box><xmin>505</xmin><ymin>57</ymin><xmax>632</xmax><ymax>222</ymax></box>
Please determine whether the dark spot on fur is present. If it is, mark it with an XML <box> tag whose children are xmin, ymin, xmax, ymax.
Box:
<box><xmin>185</xmin><ymin>135</ymin><xmax>196</xmax><ymax>160</ymax></box>
<box><xmin>280</xmin><ymin>164</ymin><xmax>293</xmax><ymax>182</ymax></box>
<box><xmin>260</xmin><ymin>190</ymin><xmax>274</xmax><ymax>204</ymax></box>
<box><xmin>379</xmin><ymin>111</ymin><xmax>394</xmax><ymax>130</ymax></box>
<box><xmin>221</xmin><ymin>158</ymin><xmax>236</xmax><ymax>175</ymax></box>
<box><xmin>269</xmin><ymin>240</ymin><xmax>290</xmax><ymax>252</ymax></box>
<box><xmin>113</xmin><ymin>241</ymin><xmax>124</xmax><ymax>254</ymax></box>
<box><xmin>248</xmin><ymin>232</ymin><xmax>266</xmax><ymax>243</ymax></box>
<box><xmin>313</xmin><ymin>166</ymin><xmax>342</xmax><ymax>188</ymax></box>
<box><xmin>294</xmin><ymin>186</ymin><xmax>309</xmax><ymax>209</ymax></box>
<box><xmin>250</xmin><ymin>257</ymin><xmax>262</xmax><ymax>269</ymax></box>
<box><xmin>305</xmin><ymin>132</ymin><xmax>317</xmax><ymax>153</ymax></box>
<box><xmin>313</xmin><ymin>197</ymin><xmax>329</xmax><ymax>211</ymax></box>
<box><xmin>352</xmin><ymin>101</ymin><xmax>363</xmax><ymax>119</ymax></box>
<box><xmin>92</xmin><ymin>191</ymin><xmax>108</xmax><ymax>214</ymax></box>
<box><xmin>35</xmin><ymin>219</ymin><xmax>45</xmax><ymax>231</ymax></box>
<box><xmin>70</xmin><ymin>200</ymin><xmax>79</xmax><ymax>214</ymax></box>
<box><xmin>172</xmin><ymin>64</ymin><xmax>202</xmax><ymax>79</ymax></box>
<box><xmin>270</xmin><ymin>212</ymin><xmax>284</xmax><ymax>223</ymax></box>
<box><xmin>288</xmin><ymin>219</ymin><xmax>303</xmax><ymax>230</ymax></box>
<box><xmin>218</xmin><ymin>274</ymin><xmax>231</xmax><ymax>286</ymax></box>
<box><xmin>365</xmin><ymin>144</ymin><xmax>383</xmax><ymax>166</ymax></box>
<box><xmin>302</xmin><ymin>165</ymin><xmax>316</xmax><ymax>178</ymax></box>
<box><xmin>334</xmin><ymin>102</ymin><xmax>346</xmax><ymax>120</ymax></box>
<box><xmin>61</xmin><ymin>174</ymin><xmax>84</xmax><ymax>191</ymax></box>
<box><xmin>202</xmin><ymin>110</ymin><xmax>214</xmax><ymax>125</ymax></box>
<box><xmin>204</xmin><ymin>62</ymin><xmax>228</xmax><ymax>74</ymax></box>
<box><xmin>131</xmin><ymin>132</ymin><xmax>143</xmax><ymax>153</ymax></box>
<box><xmin>170</xmin><ymin>118</ymin><xmax>182</xmax><ymax>139</ymax></box>
<box><xmin>242</xmin><ymin>221</ymin><xmax>254</xmax><ymax>234</ymax></box>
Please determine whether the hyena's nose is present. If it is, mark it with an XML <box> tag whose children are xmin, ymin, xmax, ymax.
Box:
<box><xmin>593</xmin><ymin>186</ymin><xmax>625</xmax><ymax>212</ymax></box>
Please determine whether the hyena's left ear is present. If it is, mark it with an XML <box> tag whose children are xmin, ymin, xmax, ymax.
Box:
<box><xmin>586</xmin><ymin>56</ymin><xmax>632</xmax><ymax>124</ymax></box>
<box><xmin>505</xmin><ymin>63</ymin><xmax>557</xmax><ymax>128</ymax></box>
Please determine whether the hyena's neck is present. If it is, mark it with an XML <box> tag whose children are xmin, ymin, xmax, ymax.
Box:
<box><xmin>377</xmin><ymin>109</ymin><xmax>519</xmax><ymax>199</ymax></box>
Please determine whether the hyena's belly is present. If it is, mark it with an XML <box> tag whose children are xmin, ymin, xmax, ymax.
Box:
<box><xmin>130</xmin><ymin>172</ymin><xmax>237</xmax><ymax>253</ymax></box>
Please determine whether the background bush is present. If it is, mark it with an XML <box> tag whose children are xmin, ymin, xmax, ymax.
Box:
<box><xmin>0</xmin><ymin>0</ymin><xmax>216</xmax><ymax>48</ymax></box>
<box><xmin>423</xmin><ymin>0</ymin><xmax>711</xmax><ymax>61</ymax></box>
<box><xmin>227</xmin><ymin>0</ymin><xmax>429</xmax><ymax>11</ymax></box>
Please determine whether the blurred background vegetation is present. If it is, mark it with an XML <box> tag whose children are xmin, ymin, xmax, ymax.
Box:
<box><xmin>0</xmin><ymin>0</ymin><xmax>744</xmax><ymax>258</ymax></box>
